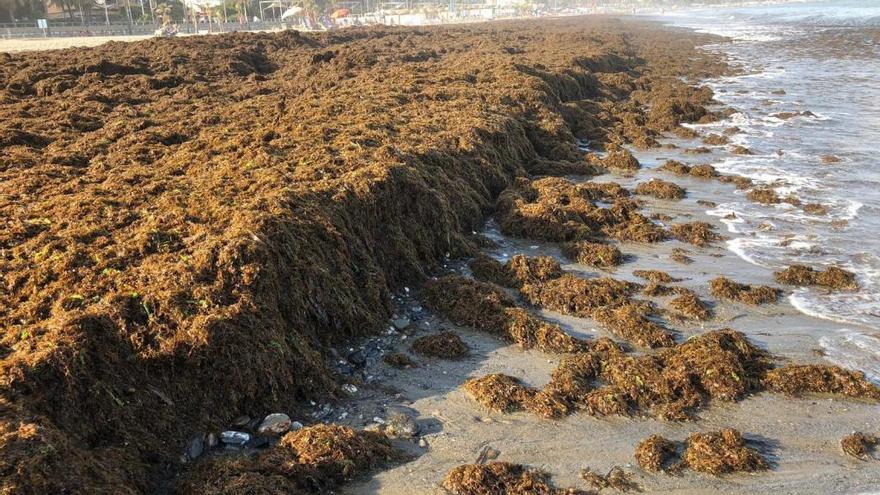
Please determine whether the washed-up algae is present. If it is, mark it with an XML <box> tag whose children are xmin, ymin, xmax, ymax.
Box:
<box><xmin>634</xmin><ymin>179</ymin><xmax>686</xmax><ymax>200</ymax></box>
<box><xmin>668</xmin><ymin>291</ymin><xmax>712</xmax><ymax>321</ymax></box>
<box><xmin>658</xmin><ymin>159</ymin><xmax>720</xmax><ymax>178</ymax></box>
<box><xmin>580</xmin><ymin>466</ymin><xmax>640</xmax><ymax>492</ymax></box>
<box><xmin>840</xmin><ymin>432</ymin><xmax>878</xmax><ymax>460</ymax></box>
<box><xmin>383</xmin><ymin>352</ymin><xmax>416</xmax><ymax>368</ymax></box>
<box><xmin>463</xmin><ymin>374</ymin><xmax>536</xmax><ymax>413</ymax></box>
<box><xmin>683</xmin><ymin>429</ymin><xmax>768</xmax><ymax>475</ymax></box>
<box><xmin>443</xmin><ymin>461</ymin><xmax>589</xmax><ymax>495</ymax></box>
<box><xmin>669</xmin><ymin>221</ymin><xmax>724</xmax><ymax>247</ymax></box>
<box><xmin>634</xmin><ymin>435</ymin><xmax>679</xmax><ymax>472</ymax></box>
<box><xmin>0</xmin><ymin>16</ymin><xmax>736</xmax><ymax>492</ymax></box>
<box><xmin>495</xmin><ymin>177</ymin><xmax>666</xmax><ymax>243</ymax></box>
<box><xmin>633</xmin><ymin>270</ymin><xmax>680</xmax><ymax>283</ymax></box>
<box><xmin>762</xmin><ymin>364</ymin><xmax>880</xmax><ymax>400</ymax></box>
<box><xmin>411</xmin><ymin>331</ymin><xmax>469</xmax><ymax>359</ymax></box>
<box><xmin>773</xmin><ymin>264</ymin><xmax>858</xmax><ymax>290</ymax></box>
<box><xmin>560</xmin><ymin>241</ymin><xmax>623</xmax><ymax>267</ymax></box>
<box><xmin>176</xmin><ymin>425</ymin><xmax>400</xmax><ymax>494</ymax></box>
<box><xmin>422</xmin><ymin>275</ymin><xmax>589</xmax><ymax>354</ymax></box>
<box><xmin>709</xmin><ymin>277</ymin><xmax>780</xmax><ymax>305</ymax></box>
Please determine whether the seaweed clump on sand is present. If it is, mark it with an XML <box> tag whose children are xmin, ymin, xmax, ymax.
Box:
<box><xmin>580</xmin><ymin>466</ymin><xmax>640</xmax><ymax>492</ymax></box>
<box><xmin>709</xmin><ymin>277</ymin><xmax>780</xmax><ymax>305</ymax></box>
<box><xmin>669</xmin><ymin>221</ymin><xmax>724</xmax><ymax>247</ymax></box>
<box><xmin>443</xmin><ymin>462</ymin><xmax>587</xmax><ymax>495</ymax></box>
<box><xmin>773</xmin><ymin>265</ymin><xmax>858</xmax><ymax>290</ymax></box>
<box><xmin>657</xmin><ymin>160</ymin><xmax>718</xmax><ymax>178</ymax></box>
<box><xmin>634</xmin><ymin>179</ymin><xmax>686</xmax><ymax>200</ymax></box>
<box><xmin>469</xmin><ymin>253</ymin><xmax>563</xmax><ymax>289</ymax></box>
<box><xmin>602</xmin><ymin>149</ymin><xmax>641</xmax><ymax>171</ymax></box>
<box><xmin>463</xmin><ymin>374</ymin><xmax>536</xmax><ymax>413</ymax></box>
<box><xmin>383</xmin><ymin>352</ymin><xmax>416</xmax><ymax>368</ymax></box>
<box><xmin>762</xmin><ymin>365</ymin><xmax>880</xmax><ymax>400</ymax></box>
<box><xmin>840</xmin><ymin>432</ymin><xmax>878</xmax><ymax>460</ymax></box>
<box><xmin>560</xmin><ymin>241</ymin><xmax>623</xmax><ymax>267</ymax></box>
<box><xmin>668</xmin><ymin>291</ymin><xmax>712</xmax><ymax>321</ymax></box>
<box><xmin>683</xmin><ymin>429</ymin><xmax>768</xmax><ymax>475</ymax></box>
<box><xmin>176</xmin><ymin>425</ymin><xmax>400</xmax><ymax>494</ymax></box>
<box><xmin>495</xmin><ymin>177</ymin><xmax>665</xmax><ymax>243</ymax></box>
<box><xmin>633</xmin><ymin>269</ymin><xmax>680</xmax><ymax>283</ymax></box>
<box><xmin>423</xmin><ymin>275</ymin><xmax>588</xmax><ymax>354</ymax></box>
<box><xmin>635</xmin><ymin>435</ymin><xmax>679</xmax><ymax>472</ymax></box>
<box><xmin>411</xmin><ymin>331</ymin><xmax>469</xmax><ymax>359</ymax></box>
<box><xmin>670</xmin><ymin>247</ymin><xmax>694</xmax><ymax>264</ymax></box>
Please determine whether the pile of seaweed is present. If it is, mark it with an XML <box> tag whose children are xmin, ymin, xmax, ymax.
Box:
<box><xmin>495</xmin><ymin>177</ymin><xmax>667</xmax><ymax>243</ymax></box>
<box><xmin>428</xmin><ymin>269</ymin><xmax>880</xmax><ymax>422</ymax></box>
<box><xmin>176</xmin><ymin>425</ymin><xmax>401</xmax><ymax>494</ymax></box>
<box><xmin>709</xmin><ymin>276</ymin><xmax>780</xmax><ymax>305</ymax></box>
<box><xmin>657</xmin><ymin>160</ymin><xmax>718</xmax><ymax>178</ymax></box>
<box><xmin>840</xmin><ymin>432</ymin><xmax>878</xmax><ymax>460</ymax></box>
<box><xmin>411</xmin><ymin>331</ymin><xmax>470</xmax><ymax>359</ymax></box>
<box><xmin>466</xmin><ymin>254</ymin><xmax>673</xmax><ymax>349</ymax></box>
<box><xmin>443</xmin><ymin>461</ymin><xmax>587</xmax><ymax>495</ymax></box>
<box><xmin>634</xmin><ymin>179</ymin><xmax>686</xmax><ymax>200</ymax></box>
<box><xmin>773</xmin><ymin>265</ymin><xmax>859</xmax><ymax>290</ymax></box>
<box><xmin>635</xmin><ymin>429</ymin><xmax>767</xmax><ymax>476</ymax></box>
<box><xmin>560</xmin><ymin>241</ymin><xmax>623</xmax><ymax>267</ymax></box>
<box><xmin>669</xmin><ymin>221</ymin><xmax>724</xmax><ymax>247</ymax></box>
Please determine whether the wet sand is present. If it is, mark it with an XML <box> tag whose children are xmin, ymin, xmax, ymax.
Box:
<box><xmin>337</xmin><ymin>140</ymin><xmax>880</xmax><ymax>494</ymax></box>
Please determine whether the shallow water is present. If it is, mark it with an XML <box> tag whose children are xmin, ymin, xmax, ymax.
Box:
<box><xmin>652</xmin><ymin>0</ymin><xmax>880</xmax><ymax>382</ymax></box>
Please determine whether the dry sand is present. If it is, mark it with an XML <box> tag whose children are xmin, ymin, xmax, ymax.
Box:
<box><xmin>336</xmin><ymin>144</ymin><xmax>880</xmax><ymax>494</ymax></box>
<box><xmin>0</xmin><ymin>35</ymin><xmax>153</xmax><ymax>53</ymax></box>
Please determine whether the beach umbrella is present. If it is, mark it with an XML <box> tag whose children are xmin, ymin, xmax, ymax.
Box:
<box><xmin>330</xmin><ymin>8</ymin><xmax>350</xmax><ymax>18</ymax></box>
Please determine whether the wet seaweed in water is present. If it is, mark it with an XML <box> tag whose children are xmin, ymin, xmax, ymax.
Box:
<box><xmin>634</xmin><ymin>179</ymin><xmax>686</xmax><ymax>200</ymax></box>
<box><xmin>709</xmin><ymin>276</ymin><xmax>780</xmax><ymax>305</ymax></box>
<box><xmin>669</xmin><ymin>221</ymin><xmax>724</xmax><ymax>247</ymax></box>
<box><xmin>773</xmin><ymin>264</ymin><xmax>858</xmax><ymax>290</ymax></box>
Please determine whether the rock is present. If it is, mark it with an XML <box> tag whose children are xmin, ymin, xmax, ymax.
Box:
<box><xmin>245</xmin><ymin>435</ymin><xmax>270</xmax><ymax>449</ymax></box>
<box><xmin>186</xmin><ymin>434</ymin><xmax>205</xmax><ymax>460</ymax></box>
<box><xmin>257</xmin><ymin>413</ymin><xmax>292</xmax><ymax>436</ymax></box>
<box><xmin>290</xmin><ymin>421</ymin><xmax>304</xmax><ymax>431</ymax></box>
<box><xmin>347</xmin><ymin>350</ymin><xmax>366</xmax><ymax>367</ymax></box>
<box><xmin>385</xmin><ymin>409</ymin><xmax>420</xmax><ymax>438</ymax></box>
<box><xmin>392</xmin><ymin>317</ymin><xmax>411</xmax><ymax>330</ymax></box>
<box><xmin>232</xmin><ymin>415</ymin><xmax>250</xmax><ymax>427</ymax></box>
<box><xmin>220</xmin><ymin>431</ymin><xmax>251</xmax><ymax>446</ymax></box>
<box><xmin>342</xmin><ymin>383</ymin><xmax>358</xmax><ymax>395</ymax></box>
<box><xmin>419</xmin><ymin>438</ymin><xmax>428</xmax><ymax>448</ymax></box>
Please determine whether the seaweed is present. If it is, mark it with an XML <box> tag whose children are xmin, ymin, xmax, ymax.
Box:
<box><xmin>580</xmin><ymin>466</ymin><xmax>640</xmax><ymax>492</ymax></box>
<box><xmin>762</xmin><ymin>365</ymin><xmax>880</xmax><ymax>400</ymax></box>
<box><xmin>411</xmin><ymin>331</ymin><xmax>470</xmax><ymax>359</ymax></box>
<box><xmin>634</xmin><ymin>435</ymin><xmax>679</xmax><ymax>472</ymax></box>
<box><xmin>670</xmin><ymin>248</ymin><xmax>694</xmax><ymax>264</ymax></box>
<box><xmin>702</xmin><ymin>133</ymin><xmax>729</xmax><ymax>145</ymax></box>
<box><xmin>603</xmin><ymin>149</ymin><xmax>641</xmax><ymax>171</ymax></box>
<box><xmin>669</xmin><ymin>221</ymin><xmax>723</xmax><ymax>247</ymax></box>
<box><xmin>463</xmin><ymin>374</ymin><xmax>536</xmax><ymax>413</ymax></box>
<box><xmin>423</xmin><ymin>275</ymin><xmax>590</xmax><ymax>354</ymax></box>
<box><xmin>803</xmin><ymin>203</ymin><xmax>829</xmax><ymax>215</ymax></box>
<box><xmin>632</xmin><ymin>270</ymin><xmax>680</xmax><ymax>283</ymax></box>
<box><xmin>176</xmin><ymin>425</ymin><xmax>400</xmax><ymax>494</ymax></box>
<box><xmin>730</xmin><ymin>145</ymin><xmax>754</xmax><ymax>155</ymax></box>
<box><xmin>773</xmin><ymin>265</ymin><xmax>858</xmax><ymax>290</ymax></box>
<box><xmin>668</xmin><ymin>291</ymin><xmax>712</xmax><ymax>321</ymax></box>
<box><xmin>683</xmin><ymin>429</ymin><xmax>768</xmax><ymax>475</ymax></box>
<box><xmin>634</xmin><ymin>179</ymin><xmax>686</xmax><ymax>200</ymax></box>
<box><xmin>840</xmin><ymin>432</ymin><xmax>878</xmax><ymax>460</ymax></box>
<box><xmin>560</xmin><ymin>241</ymin><xmax>623</xmax><ymax>267</ymax></box>
<box><xmin>746</xmin><ymin>187</ymin><xmax>781</xmax><ymax>205</ymax></box>
<box><xmin>383</xmin><ymin>352</ymin><xmax>417</xmax><ymax>368</ymax></box>
<box><xmin>709</xmin><ymin>277</ymin><xmax>780</xmax><ymax>305</ymax></box>
<box><xmin>443</xmin><ymin>462</ymin><xmax>588</xmax><ymax>495</ymax></box>
<box><xmin>593</xmin><ymin>303</ymin><xmax>676</xmax><ymax>349</ymax></box>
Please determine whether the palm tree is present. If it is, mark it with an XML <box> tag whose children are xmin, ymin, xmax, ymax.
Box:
<box><xmin>155</xmin><ymin>1</ymin><xmax>171</xmax><ymax>25</ymax></box>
